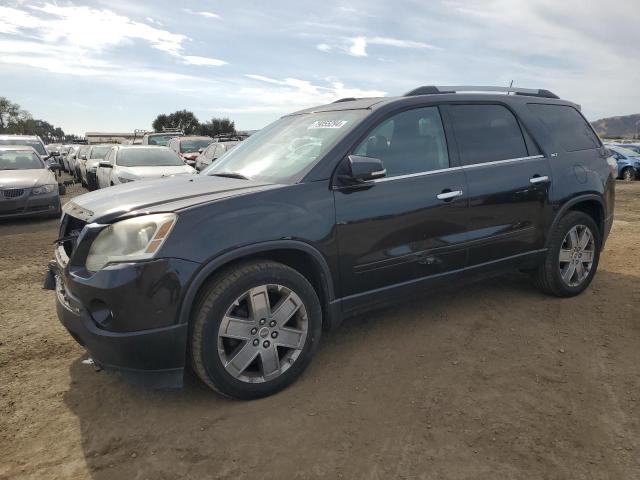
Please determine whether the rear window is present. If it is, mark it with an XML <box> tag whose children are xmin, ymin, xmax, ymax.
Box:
<box><xmin>0</xmin><ymin>138</ymin><xmax>46</xmax><ymax>156</ymax></box>
<box><xmin>528</xmin><ymin>104</ymin><xmax>600</xmax><ymax>152</ymax></box>
<box><xmin>90</xmin><ymin>146</ymin><xmax>112</xmax><ymax>158</ymax></box>
<box><xmin>450</xmin><ymin>104</ymin><xmax>528</xmax><ymax>165</ymax></box>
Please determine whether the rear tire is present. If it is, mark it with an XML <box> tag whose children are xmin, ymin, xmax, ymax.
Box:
<box><xmin>534</xmin><ymin>211</ymin><xmax>600</xmax><ymax>297</ymax></box>
<box><xmin>621</xmin><ymin>167</ymin><xmax>635</xmax><ymax>181</ymax></box>
<box><xmin>190</xmin><ymin>260</ymin><xmax>322</xmax><ymax>399</ymax></box>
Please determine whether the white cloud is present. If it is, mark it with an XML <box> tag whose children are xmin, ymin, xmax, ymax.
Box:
<box><xmin>183</xmin><ymin>55</ymin><xmax>227</xmax><ymax>67</ymax></box>
<box><xmin>348</xmin><ymin>37</ymin><xmax>368</xmax><ymax>57</ymax></box>
<box><xmin>183</xmin><ymin>8</ymin><xmax>220</xmax><ymax>19</ymax></box>
<box><xmin>320</xmin><ymin>35</ymin><xmax>441</xmax><ymax>57</ymax></box>
<box><xmin>243</xmin><ymin>74</ymin><xmax>386</xmax><ymax>109</ymax></box>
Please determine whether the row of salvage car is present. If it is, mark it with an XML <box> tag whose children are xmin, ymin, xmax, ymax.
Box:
<box><xmin>0</xmin><ymin>131</ymin><xmax>248</xmax><ymax>219</ymax></box>
<box><xmin>56</xmin><ymin>132</ymin><xmax>248</xmax><ymax>191</ymax></box>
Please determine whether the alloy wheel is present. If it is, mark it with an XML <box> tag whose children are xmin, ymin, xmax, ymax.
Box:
<box><xmin>217</xmin><ymin>284</ymin><xmax>308</xmax><ymax>383</ymax></box>
<box><xmin>558</xmin><ymin>224</ymin><xmax>595</xmax><ymax>287</ymax></box>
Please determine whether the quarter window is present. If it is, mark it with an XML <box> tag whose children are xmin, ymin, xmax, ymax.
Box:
<box><xmin>527</xmin><ymin>104</ymin><xmax>601</xmax><ymax>152</ymax></box>
<box><xmin>450</xmin><ymin>104</ymin><xmax>528</xmax><ymax>166</ymax></box>
<box><xmin>354</xmin><ymin>106</ymin><xmax>449</xmax><ymax>177</ymax></box>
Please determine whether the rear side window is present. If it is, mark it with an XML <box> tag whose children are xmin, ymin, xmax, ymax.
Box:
<box><xmin>450</xmin><ymin>104</ymin><xmax>528</xmax><ymax>165</ymax></box>
<box><xmin>528</xmin><ymin>104</ymin><xmax>600</xmax><ymax>152</ymax></box>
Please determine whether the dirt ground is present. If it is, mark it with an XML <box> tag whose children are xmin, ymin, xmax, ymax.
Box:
<box><xmin>1</xmin><ymin>181</ymin><xmax>639</xmax><ymax>480</ymax></box>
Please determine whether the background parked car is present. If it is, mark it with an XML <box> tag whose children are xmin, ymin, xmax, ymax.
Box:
<box><xmin>0</xmin><ymin>146</ymin><xmax>61</xmax><ymax>219</ymax></box>
<box><xmin>61</xmin><ymin>145</ymin><xmax>79</xmax><ymax>173</ymax></box>
<box><xmin>611</xmin><ymin>143</ymin><xmax>640</xmax><ymax>155</ymax></box>
<box><xmin>81</xmin><ymin>145</ymin><xmax>114</xmax><ymax>190</ymax></box>
<box><xmin>141</xmin><ymin>129</ymin><xmax>184</xmax><ymax>146</ymax></box>
<box><xmin>167</xmin><ymin>136</ymin><xmax>213</xmax><ymax>168</ymax></box>
<box><xmin>71</xmin><ymin>144</ymin><xmax>91</xmax><ymax>182</ymax></box>
<box><xmin>195</xmin><ymin>138</ymin><xmax>241</xmax><ymax>171</ymax></box>
<box><xmin>607</xmin><ymin>145</ymin><xmax>640</xmax><ymax>180</ymax></box>
<box><xmin>96</xmin><ymin>145</ymin><xmax>195</xmax><ymax>188</ymax></box>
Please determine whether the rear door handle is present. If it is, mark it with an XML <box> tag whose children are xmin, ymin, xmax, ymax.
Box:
<box><xmin>529</xmin><ymin>175</ymin><xmax>549</xmax><ymax>184</ymax></box>
<box><xmin>436</xmin><ymin>190</ymin><xmax>463</xmax><ymax>201</ymax></box>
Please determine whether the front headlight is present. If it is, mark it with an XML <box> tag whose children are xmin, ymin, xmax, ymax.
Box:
<box><xmin>85</xmin><ymin>213</ymin><xmax>177</xmax><ymax>272</ymax></box>
<box><xmin>32</xmin><ymin>184</ymin><xmax>56</xmax><ymax>195</ymax></box>
<box><xmin>118</xmin><ymin>176</ymin><xmax>134</xmax><ymax>183</ymax></box>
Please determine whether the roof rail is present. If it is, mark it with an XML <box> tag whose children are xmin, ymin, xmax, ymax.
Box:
<box><xmin>333</xmin><ymin>97</ymin><xmax>358</xmax><ymax>103</ymax></box>
<box><xmin>404</xmin><ymin>85</ymin><xmax>560</xmax><ymax>99</ymax></box>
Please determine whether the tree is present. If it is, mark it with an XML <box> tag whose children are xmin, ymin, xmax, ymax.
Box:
<box><xmin>152</xmin><ymin>110</ymin><xmax>200</xmax><ymax>134</ymax></box>
<box><xmin>199</xmin><ymin>117</ymin><xmax>236</xmax><ymax>137</ymax></box>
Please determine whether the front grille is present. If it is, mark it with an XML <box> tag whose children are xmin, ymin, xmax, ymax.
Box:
<box><xmin>2</xmin><ymin>188</ymin><xmax>25</xmax><ymax>199</ymax></box>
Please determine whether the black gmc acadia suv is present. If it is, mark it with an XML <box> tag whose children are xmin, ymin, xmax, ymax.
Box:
<box><xmin>45</xmin><ymin>86</ymin><xmax>616</xmax><ymax>399</ymax></box>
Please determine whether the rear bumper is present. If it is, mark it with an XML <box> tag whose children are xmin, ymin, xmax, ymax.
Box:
<box><xmin>45</xmin><ymin>256</ymin><xmax>200</xmax><ymax>388</ymax></box>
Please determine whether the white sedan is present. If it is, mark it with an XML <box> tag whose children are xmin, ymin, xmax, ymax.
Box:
<box><xmin>96</xmin><ymin>145</ymin><xmax>196</xmax><ymax>188</ymax></box>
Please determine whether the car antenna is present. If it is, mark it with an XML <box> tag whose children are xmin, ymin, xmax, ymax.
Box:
<box><xmin>507</xmin><ymin>80</ymin><xmax>514</xmax><ymax>95</ymax></box>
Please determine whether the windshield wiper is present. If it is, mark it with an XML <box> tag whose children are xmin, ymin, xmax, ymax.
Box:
<box><xmin>209</xmin><ymin>172</ymin><xmax>250</xmax><ymax>180</ymax></box>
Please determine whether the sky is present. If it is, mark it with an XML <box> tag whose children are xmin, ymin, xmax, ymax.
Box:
<box><xmin>1</xmin><ymin>0</ymin><xmax>639</xmax><ymax>135</ymax></box>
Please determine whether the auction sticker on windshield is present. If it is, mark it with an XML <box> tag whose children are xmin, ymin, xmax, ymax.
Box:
<box><xmin>308</xmin><ymin>120</ymin><xmax>348</xmax><ymax>129</ymax></box>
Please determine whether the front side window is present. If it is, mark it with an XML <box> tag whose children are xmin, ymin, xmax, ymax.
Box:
<box><xmin>450</xmin><ymin>104</ymin><xmax>528</xmax><ymax>166</ymax></box>
<box><xmin>117</xmin><ymin>148</ymin><xmax>184</xmax><ymax>167</ymax></box>
<box><xmin>528</xmin><ymin>104</ymin><xmax>600</xmax><ymax>152</ymax></box>
<box><xmin>205</xmin><ymin>110</ymin><xmax>367</xmax><ymax>183</ymax></box>
<box><xmin>0</xmin><ymin>151</ymin><xmax>44</xmax><ymax>170</ymax></box>
<box><xmin>353</xmin><ymin>106</ymin><xmax>449</xmax><ymax>177</ymax></box>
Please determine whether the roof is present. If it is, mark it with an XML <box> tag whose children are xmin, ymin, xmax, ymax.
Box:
<box><xmin>114</xmin><ymin>144</ymin><xmax>170</xmax><ymax>150</ymax></box>
<box><xmin>290</xmin><ymin>86</ymin><xmax>576</xmax><ymax>115</ymax></box>
<box><xmin>0</xmin><ymin>134</ymin><xmax>41</xmax><ymax>140</ymax></box>
<box><xmin>0</xmin><ymin>145</ymin><xmax>36</xmax><ymax>151</ymax></box>
<box><xmin>178</xmin><ymin>136</ymin><xmax>212</xmax><ymax>141</ymax></box>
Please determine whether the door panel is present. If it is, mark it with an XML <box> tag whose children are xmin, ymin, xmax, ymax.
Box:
<box><xmin>463</xmin><ymin>156</ymin><xmax>552</xmax><ymax>265</ymax></box>
<box><xmin>334</xmin><ymin>170</ymin><xmax>468</xmax><ymax>300</ymax></box>
<box><xmin>447</xmin><ymin>103</ymin><xmax>552</xmax><ymax>267</ymax></box>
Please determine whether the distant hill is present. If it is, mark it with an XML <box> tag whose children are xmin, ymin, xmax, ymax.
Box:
<box><xmin>591</xmin><ymin>113</ymin><xmax>640</xmax><ymax>139</ymax></box>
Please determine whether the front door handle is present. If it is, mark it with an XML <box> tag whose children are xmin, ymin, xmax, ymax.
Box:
<box><xmin>436</xmin><ymin>190</ymin><xmax>463</xmax><ymax>201</ymax></box>
<box><xmin>436</xmin><ymin>190</ymin><xmax>462</xmax><ymax>202</ymax></box>
<box><xmin>529</xmin><ymin>175</ymin><xmax>549</xmax><ymax>184</ymax></box>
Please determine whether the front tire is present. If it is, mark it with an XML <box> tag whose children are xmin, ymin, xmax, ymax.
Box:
<box><xmin>190</xmin><ymin>261</ymin><xmax>322</xmax><ymax>399</ymax></box>
<box><xmin>534</xmin><ymin>211</ymin><xmax>601</xmax><ymax>297</ymax></box>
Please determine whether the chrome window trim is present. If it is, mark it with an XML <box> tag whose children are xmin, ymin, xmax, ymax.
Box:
<box><xmin>372</xmin><ymin>155</ymin><xmax>545</xmax><ymax>183</ymax></box>
<box><xmin>461</xmin><ymin>154</ymin><xmax>545</xmax><ymax>169</ymax></box>
<box><xmin>373</xmin><ymin>166</ymin><xmax>463</xmax><ymax>183</ymax></box>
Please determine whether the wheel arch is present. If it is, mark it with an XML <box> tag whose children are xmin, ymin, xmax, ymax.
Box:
<box><xmin>547</xmin><ymin>195</ymin><xmax>605</xmax><ymax>247</ymax></box>
<box><xmin>178</xmin><ymin>241</ymin><xmax>340</xmax><ymax>332</ymax></box>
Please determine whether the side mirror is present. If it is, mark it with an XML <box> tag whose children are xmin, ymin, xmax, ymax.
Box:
<box><xmin>81</xmin><ymin>154</ymin><xmax>87</xmax><ymax>160</ymax></box>
<box><xmin>48</xmin><ymin>163</ymin><xmax>62</xmax><ymax>171</ymax></box>
<box><xmin>98</xmin><ymin>161</ymin><xmax>113</xmax><ymax>168</ymax></box>
<box><xmin>198</xmin><ymin>147</ymin><xmax>204</xmax><ymax>153</ymax></box>
<box><xmin>49</xmin><ymin>151</ymin><xmax>60</xmax><ymax>157</ymax></box>
<box><xmin>346</xmin><ymin>155</ymin><xmax>386</xmax><ymax>182</ymax></box>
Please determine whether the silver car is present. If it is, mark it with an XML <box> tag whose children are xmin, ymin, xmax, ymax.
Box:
<box><xmin>0</xmin><ymin>146</ymin><xmax>61</xmax><ymax>219</ymax></box>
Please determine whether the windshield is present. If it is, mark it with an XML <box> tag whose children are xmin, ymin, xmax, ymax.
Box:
<box><xmin>180</xmin><ymin>138</ymin><xmax>212</xmax><ymax>153</ymax></box>
<box><xmin>0</xmin><ymin>138</ymin><xmax>46</xmax><ymax>156</ymax></box>
<box><xmin>204</xmin><ymin>110</ymin><xmax>367</xmax><ymax>182</ymax></box>
<box><xmin>0</xmin><ymin>151</ymin><xmax>44</xmax><ymax>170</ymax></box>
<box><xmin>613</xmin><ymin>147</ymin><xmax>640</xmax><ymax>157</ymax></box>
<box><xmin>117</xmin><ymin>148</ymin><xmax>184</xmax><ymax>167</ymax></box>
<box><xmin>147</xmin><ymin>134</ymin><xmax>178</xmax><ymax>146</ymax></box>
<box><xmin>90</xmin><ymin>146</ymin><xmax>112</xmax><ymax>159</ymax></box>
